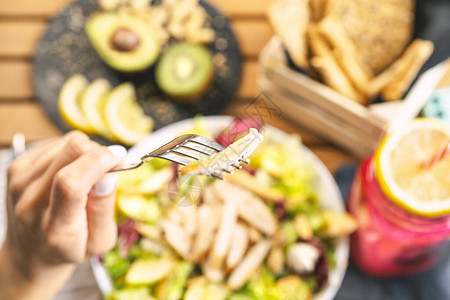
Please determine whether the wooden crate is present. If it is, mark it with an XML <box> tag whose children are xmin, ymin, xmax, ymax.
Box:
<box><xmin>258</xmin><ymin>37</ymin><xmax>449</xmax><ymax>158</ymax></box>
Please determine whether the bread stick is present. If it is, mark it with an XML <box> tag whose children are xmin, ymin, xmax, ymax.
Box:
<box><xmin>310</xmin><ymin>0</ymin><xmax>327</xmax><ymax>22</ymax></box>
<box><xmin>317</xmin><ymin>17</ymin><xmax>373</xmax><ymax>93</ymax></box>
<box><xmin>381</xmin><ymin>39</ymin><xmax>434</xmax><ymax>101</ymax></box>
<box><xmin>367</xmin><ymin>39</ymin><xmax>429</xmax><ymax>98</ymax></box>
<box><xmin>311</xmin><ymin>56</ymin><xmax>367</xmax><ymax>104</ymax></box>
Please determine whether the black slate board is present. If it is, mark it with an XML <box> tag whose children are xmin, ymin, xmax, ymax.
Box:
<box><xmin>32</xmin><ymin>0</ymin><xmax>242</xmax><ymax>145</ymax></box>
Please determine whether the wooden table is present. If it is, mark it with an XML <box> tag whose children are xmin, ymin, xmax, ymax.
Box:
<box><xmin>0</xmin><ymin>1</ymin><xmax>359</xmax><ymax>298</ymax></box>
<box><xmin>2</xmin><ymin>1</ymin><xmax>450</xmax><ymax>299</ymax></box>
<box><xmin>0</xmin><ymin>0</ymin><xmax>360</xmax><ymax>174</ymax></box>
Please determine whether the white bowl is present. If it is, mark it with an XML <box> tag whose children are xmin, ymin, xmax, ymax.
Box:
<box><xmin>91</xmin><ymin>115</ymin><xmax>349</xmax><ymax>300</ymax></box>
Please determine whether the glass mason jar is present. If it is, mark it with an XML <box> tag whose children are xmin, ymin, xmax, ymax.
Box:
<box><xmin>347</xmin><ymin>156</ymin><xmax>450</xmax><ymax>276</ymax></box>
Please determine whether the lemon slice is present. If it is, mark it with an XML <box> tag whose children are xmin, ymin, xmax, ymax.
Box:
<box><xmin>125</xmin><ymin>258</ymin><xmax>174</xmax><ymax>285</ymax></box>
<box><xmin>117</xmin><ymin>194</ymin><xmax>161</xmax><ymax>223</ymax></box>
<box><xmin>58</xmin><ymin>74</ymin><xmax>93</xmax><ymax>133</ymax></box>
<box><xmin>103</xmin><ymin>83</ymin><xmax>154</xmax><ymax>146</ymax></box>
<box><xmin>80</xmin><ymin>78</ymin><xmax>116</xmax><ymax>141</ymax></box>
<box><xmin>375</xmin><ymin>119</ymin><xmax>450</xmax><ymax>217</ymax></box>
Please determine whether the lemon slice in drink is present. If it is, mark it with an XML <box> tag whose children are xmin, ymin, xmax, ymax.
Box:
<box><xmin>375</xmin><ymin>119</ymin><xmax>450</xmax><ymax>217</ymax></box>
<box><xmin>58</xmin><ymin>74</ymin><xmax>93</xmax><ymax>133</ymax></box>
<box><xmin>80</xmin><ymin>78</ymin><xmax>116</xmax><ymax>141</ymax></box>
<box><xmin>104</xmin><ymin>82</ymin><xmax>153</xmax><ymax>146</ymax></box>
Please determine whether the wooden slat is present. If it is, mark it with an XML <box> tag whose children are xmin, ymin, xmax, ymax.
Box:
<box><xmin>209</xmin><ymin>0</ymin><xmax>271</xmax><ymax>17</ymax></box>
<box><xmin>0</xmin><ymin>0</ymin><xmax>272</xmax><ymax>18</ymax></box>
<box><xmin>0</xmin><ymin>101</ymin><xmax>356</xmax><ymax>174</ymax></box>
<box><xmin>0</xmin><ymin>98</ymin><xmax>328</xmax><ymax>151</ymax></box>
<box><xmin>0</xmin><ymin>0</ymin><xmax>82</xmax><ymax>17</ymax></box>
<box><xmin>0</xmin><ymin>102</ymin><xmax>61</xmax><ymax>146</ymax></box>
<box><xmin>224</xmin><ymin>100</ymin><xmax>359</xmax><ymax>172</ymax></box>
<box><xmin>0</xmin><ymin>19</ymin><xmax>271</xmax><ymax>58</ymax></box>
<box><xmin>0</xmin><ymin>60</ymin><xmax>258</xmax><ymax>100</ymax></box>
<box><xmin>312</xmin><ymin>147</ymin><xmax>360</xmax><ymax>175</ymax></box>
<box><xmin>238</xmin><ymin>60</ymin><xmax>259</xmax><ymax>99</ymax></box>
<box><xmin>260</xmin><ymin>77</ymin><xmax>381</xmax><ymax>158</ymax></box>
<box><xmin>0</xmin><ymin>20</ymin><xmax>46</xmax><ymax>57</ymax></box>
<box><xmin>0</xmin><ymin>61</ymin><xmax>33</xmax><ymax>99</ymax></box>
<box><xmin>231</xmin><ymin>20</ymin><xmax>272</xmax><ymax>58</ymax></box>
<box><xmin>223</xmin><ymin>99</ymin><xmax>327</xmax><ymax>147</ymax></box>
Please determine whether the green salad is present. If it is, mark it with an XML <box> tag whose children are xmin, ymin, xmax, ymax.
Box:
<box><xmin>103</xmin><ymin>118</ymin><xmax>357</xmax><ymax>300</ymax></box>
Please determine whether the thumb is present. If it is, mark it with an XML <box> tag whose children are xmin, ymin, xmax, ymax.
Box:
<box><xmin>86</xmin><ymin>145</ymin><xmax>127</xmax><ymax>256</ymax></box>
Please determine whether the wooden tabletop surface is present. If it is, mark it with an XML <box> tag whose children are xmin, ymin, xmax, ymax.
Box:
<box><xmin>1</xmin><ymin>1</ymin><xmax>449</xmax><ymax>299</ymax></box>
<box><xmin>0</xmin><ymin>0</ymin><xmax>361</xmax><ymax>174</ymax></box>
<box><xmin>0</xmin><ymin>3</ymin><xmax>359</xmax><ymax>298</ymax></box>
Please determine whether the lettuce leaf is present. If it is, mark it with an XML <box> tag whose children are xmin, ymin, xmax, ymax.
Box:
<box><xmin>251</xmin><ymin>135</ymin><xmax>318</xmax><ymax>215</ymax></box>
<box><xmin>103</xmin><ymin>249</ymin><xmax>131</xmax><ymax>281</ymax></box>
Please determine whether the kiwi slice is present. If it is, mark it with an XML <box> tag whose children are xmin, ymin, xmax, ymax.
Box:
<box><xmin>155</xmin><ymin>43</ymin><xmax>214</xmax><ymax>101</ymax></box>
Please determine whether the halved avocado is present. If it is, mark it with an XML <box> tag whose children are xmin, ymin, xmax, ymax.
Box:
<box><xmin>85</xmin><ymin>13</ymin><xmax>160</xmax><ymax>72</ymax></box>
<box><xmin>155</xmin><ymin>43</ymin><xmax>214</xmax><ymax>101</ymax></box>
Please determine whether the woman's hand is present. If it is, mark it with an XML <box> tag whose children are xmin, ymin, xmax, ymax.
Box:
<box><xmin>0</xmin><ymin>131</ymin><xmax>126</xmax><ymax>300</ymax></box>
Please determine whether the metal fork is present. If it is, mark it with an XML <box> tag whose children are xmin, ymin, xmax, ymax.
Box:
<box><xmin>110</xmin><ymin>134</ymin><xmax>244</xmax><ymax>178</ymax></box>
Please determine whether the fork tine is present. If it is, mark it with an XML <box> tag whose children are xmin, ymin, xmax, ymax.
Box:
<box><xmin>231</xmin><ymin>163</ymin><xmax>242</xmax><ymax>169</ymax></box>
<box><xmin>171</xmin><ymin>147</ymin><xmax>204</xmax><ymax>160</ymax></box>
<box><xmin>182</xmin><ymin>142</ymin><xmax>217</xmax><ymax>155</ymax></box>
<box><xmin>141</xmin><ymin>135</ymin><xmax>200</xmax><ymax>159</ymax></box>
<box><xmin>239</xmin><ymin>158</ymin><xmax>250</xmax><ymax>164</ymax></box>
<box><xmin>221</xmin><ymin>168</ymin><xmax>233</xmax><ymax>174</ymax></box>
<box><xmin>211</xmin><ymin>173</ymin><xmax>224</xmax><ymax>180</ymax></box>
<box><xmin>188</xmin><ymin>135</ymin><xmax>225</xmax><ymax>151</ymax></box>
<box><xmin>152</xmin><ymin>152</ymin><xmax>194</xmax><ymax>166</ymax></box>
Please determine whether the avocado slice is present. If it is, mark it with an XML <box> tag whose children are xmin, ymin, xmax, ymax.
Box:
<box><xmin>155</xmin><ymin>261</ymin><xmax>193</xmax><ymax>299</ymax></box>
<box><xmin>124</xmin><ymin>257</ymin><xmax>175</xmax><ymax>285</ymax></box>
<box><xmin>86</xmin><ymin>13</ymin><xmax>160</xmax><ymax>72</ymax></box>
<box><xmin>155</xmin><ymin>43</ymin><xmax>214</xmax><ymax>101</ymax></box>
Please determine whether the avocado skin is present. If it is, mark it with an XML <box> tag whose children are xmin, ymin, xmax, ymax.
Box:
<box><xmin>85</xmin><ymin>13</ymin><xmax>160</xmax><ymax>72</ymax></box>
<box><xmin>155</xmin><ymin>43</ymin><xmax>214</xmax><ymax>102</ymax></box>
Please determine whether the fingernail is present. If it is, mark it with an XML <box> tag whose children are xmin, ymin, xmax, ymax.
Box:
<box><xmin>107</xmin><ymin>145</ymin><xmax>127</xmax><ymax>160</ymax></box>
<box><xmin>91</xmin><ymin>145</ymin><xmax>127</xmax><ymax>197</ymax></box>
<box><xmin>91</xmin><ymin>173</ymin><xmax>119</xmax><ymax>197</ymax></box>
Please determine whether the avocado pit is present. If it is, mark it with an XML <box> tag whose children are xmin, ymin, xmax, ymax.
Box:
<box><xmin>111</xmin><ymin>28</ymin><xmax>140</xmax><ymax>52</ymax></box>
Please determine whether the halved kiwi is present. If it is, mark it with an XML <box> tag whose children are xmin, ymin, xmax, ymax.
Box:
<box><xmin>155</xmin><ymin>43</ymin><xmax>214</xmax><ymax>101</ymax></box>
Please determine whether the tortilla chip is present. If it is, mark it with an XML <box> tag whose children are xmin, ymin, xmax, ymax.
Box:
<box><xmin>325</xmin><ymin>0</ymin><xmax>415</xmax><ymax>74</ymax></box>
<box><xmin>268</xmin><ymin>0</ymin><xmax>310</xmax><ymax>68</ymax></box>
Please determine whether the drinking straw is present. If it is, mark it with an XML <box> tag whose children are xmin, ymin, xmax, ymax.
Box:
<box><xmin>421</xmin><ymin>140</ymin><xmax>450</xmax><ymax>169</ymax></box>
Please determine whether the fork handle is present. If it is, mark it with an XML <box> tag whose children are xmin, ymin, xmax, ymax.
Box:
<box><xmin>109</xmin><ymin>161</ymin><xmax>144</xmax><ymax>173</ymax></box>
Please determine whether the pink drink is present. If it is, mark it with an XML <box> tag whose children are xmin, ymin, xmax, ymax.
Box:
<box><xmin>348</xmin><ymin>156</ymin><xmax>450</xmax><ymax>276</ymax></box>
